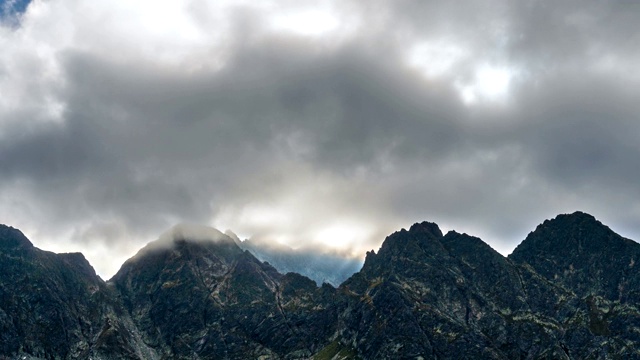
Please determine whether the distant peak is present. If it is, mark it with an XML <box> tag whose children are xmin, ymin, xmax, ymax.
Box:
<box><xmin>0</xmin><ymin>224</ymin><xmax>34</xmax><ymax>250</ymax></box>
<box><xmin>224</xmin><ymin>229</ymin><xmax>242</xmax><ymax>246</ymax></box>
<box><xmin>409</xmin><ymin>221</ymin><xmax>443</xmax><ymax>238</ymax></box>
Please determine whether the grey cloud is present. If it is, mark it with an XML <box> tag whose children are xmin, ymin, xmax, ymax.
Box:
<box><xmin>1</xmin><ymin>0</ymin><xmax>640</xmax><ymax>277</ymax></box>
<box><xmin>514</xmin><ymin>74</ymin><xmax>640</xmax><ymax>189</ymax></box>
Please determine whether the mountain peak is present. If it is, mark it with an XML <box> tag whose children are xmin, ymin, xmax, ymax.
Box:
<box><xmin>160</xmin><ymin>223</ymin><xmax>226</xmax><ymax>241</ymax></box>
<box><xmin>0</xmin><ymin>224</ymin><xmax>33</xmax><ymax>251</ymax></box>
<box><xmin>408</xmin><ymin>221</ymin><xmax>443</xmax><ymax>238</ymax></box>
<box><xmin>509</xmin><ymin>211</ymin><xmax>640</xmax><ymax>300</ymax></box>
<box><xmin>377</xmin><ymin>221</ymin><xmax>444</xmax><ymax>257</ymax></box>
<box><xmin>542</xmin><ymin>211</ymin><xmax>600</xmax><ymax>228</ymax></box>
<box><xmin>563</xmin><ymin>210</ymin><xmax>596</xmax><ymax>220</ymax></box>
<box><xmin>150</xmin><ymin>223</ymin><xmax>236</xmax><ymax>250</ymax></box>
<box><xmin>511</xmin><ymin>211</ymin><xmax>615</xmax><ymax>257</ymax></box>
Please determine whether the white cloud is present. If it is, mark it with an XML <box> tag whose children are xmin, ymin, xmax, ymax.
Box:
<box><xmin>457</xmin><ymin>64</ymin><xmax>516</xmax><ymax>105</ymax></box>
<box><xmin>407</xmin><ymin>39</ymin><xmax>469</xmax><ymax>78</ymax></box>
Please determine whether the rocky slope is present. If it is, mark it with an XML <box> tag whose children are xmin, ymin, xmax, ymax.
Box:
<box><xmin>339</xmin><ymin>222</ymin><xmax>574</xmax><ymax>358</ymax></box>
<box><xmin>1</xmin><ymin>211</ymin><xmax>640</xmax><ymax>359</ymax></box>
<box><xmin>110</xmin><ymin>224</ymin><xmax>342</xmax><ymax>359</ymax></box>
<box><xmin>0</xmin><ymin>225</ymin><xmax>156</xmax><ymax>359</ymax></box>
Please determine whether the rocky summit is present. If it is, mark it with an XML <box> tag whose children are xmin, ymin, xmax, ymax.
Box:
<box><xmin>2</xmin><ymin>211</ymin><xmax>640</xmax><ymax>359</ymax></box>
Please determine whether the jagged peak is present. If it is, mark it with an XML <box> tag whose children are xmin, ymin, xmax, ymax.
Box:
<box><xmin>361</xmin><ymin>220</ymin><xmax>445</xmax><ymax>271</ymax></box>
<box><xmin>408</xmin><ymin>221</ymin><xmax>443</xmax><ymax>238</ymax></box>
<box><xmin>443</xmin><ymin>230</ymin><xmax>485</xmax><ymax>243</ymax></box>
<box><xmin>538</xmin><ymin>211</ymin><xmax>603</xmax><ymax>228</ymax></box>
<box><xmin>510</xmin><ymin>211</ymin><xmax>625</xmax><ymax>262</ymax></box>
<box><xmin>0</xmin><ymin>224</ymin><xmax>34</xmax><ymax>250</ymax></box>
<box><xmin>562</xmin><ymin>210</ymin><xmax>596</xmax><ymax>220</ymax></box>
<box><xmin>529</xmin><ymin>211</ymin><xmax>613</xmax><ymax>239</ymax></box>
<box><xmin>441</xmin><ymin>230</ymin><xmax>505</xmax><ymax>260</ymax></box>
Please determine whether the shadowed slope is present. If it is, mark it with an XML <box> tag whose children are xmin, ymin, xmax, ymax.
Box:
<box><xmin>110</xmin><ymin>224</ymin><xmax>342</xmax><ymax>359</ymax></box>
<box><xmin>0</xmin><ymin>225</ymin><xmax>156</xmax><ymax>359</ymax></box>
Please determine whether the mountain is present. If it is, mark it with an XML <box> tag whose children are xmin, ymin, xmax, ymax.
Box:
<box><xmin>339</xmin><ymin>222</ymin><xmax>574</xmax><ymax>358</ymax></box>
<box><xmin>510</xmin><ymin>211</ymin><xmax>640</xmax><ymax>302</ymax></box>
<box><xmin>0</xmin><ymin>225</ymin><xmax>156</xmax><ymax>359</ymax></box>
<box><xmin>110</xmin><ymin>224</ymin><xmax>342</xmax><ymax>359</ymax></box>
<box><xmin>509</xmin><ymin>212</ymin><xmax>640</xmax><ymax>355</ymax></box>
<box><xmin>2</xmin><ymin>212</ymin><xmax>640</xmax><ymax>359</ymax></box>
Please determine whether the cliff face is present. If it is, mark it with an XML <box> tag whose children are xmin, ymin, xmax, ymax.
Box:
<box><xmin>509</xmin><ymin>212</ymin><xmax>640</xmax><ymax>357</ymax></box>
<box><xmin>510</xmin><ymin>211</ymin><xmax>640</xmax><ymax>302</ymax></box>
<box><xmin>2</xmin><ymin>212</ymin><xmax>640</xmax><ymax>359</ymax></box>
<box><xmin>110</xmin><ymin>226</ymin><xmax>342</xmax><ymax>359</ymax></box>
<box><xmin>0</xmin><ymin>225</ymin><xmax>156</xmax><ymax>360</ymax></box>
<box><xmin>339</xmin><ymin>222</ymin><xmax>574</xmax><ymax>359</ymax></box>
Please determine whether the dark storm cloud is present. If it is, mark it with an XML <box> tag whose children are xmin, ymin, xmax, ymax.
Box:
<box><xmin>1</xmin><ymin>0</ymin><xmax>640</xmax><ymax>276</ymax></box>
<box><xmin>0</xmin><ymin>41</ymin><xmax>459</xmax><ymax>231</ymax></box>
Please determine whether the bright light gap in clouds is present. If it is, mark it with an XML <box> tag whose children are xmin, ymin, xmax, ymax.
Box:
<box><xmin>269</xmin><ymin>8</ymin><xmax>339</xmax><ymax>37</ymax></box>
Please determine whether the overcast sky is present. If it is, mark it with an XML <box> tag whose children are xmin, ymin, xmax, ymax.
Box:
<box><xmin>1</xmin><ymin>0</ymin><xmax>640</xmax><ymax>279</ymax></box>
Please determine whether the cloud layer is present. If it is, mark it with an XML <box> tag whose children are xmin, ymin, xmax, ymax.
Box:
<box><xmin>2</xmin><ymin>0</ymin><xmax>640</xmax><ymax>278</ymax></box>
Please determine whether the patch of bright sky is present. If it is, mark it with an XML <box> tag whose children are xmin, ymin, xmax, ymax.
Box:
<box><xmin>211</xmin><ymin>168</ymin><xmax>376</xmax><ymax>255</ymax></box>
<box><xmin>407</xmin><ymin>38</ymin><xmax>518</xmax><ymax>106</ymax></box>
<box><xmin>37</xmin><ymin>234</ymin><xmax>136</xmax><ymax>280</ymax></box>
<box><xmin>1</xmin><ymin>0</ymin><xmax>31</xmax><ymax>20</ymax></box>
<box><xmin>408</xmin><ymin>40</ymin><xmax>469</xmax><ymax>78</ymax></box>
<box><xmin>269</xmin><ymin>7</ymin><xmax>339</xmax><ymax>37</ymax></box>
<box><xmin>265</xmin><ymin>0</ymin><xmax>360</xmax><ymax>42</ymax></box>
<box><xmin>238</xmin><ymin>205</ymin><xmax>292</xmax><ymax>230</ymax></box>
<box><xmin>456</xmin><ymin>64</ymin><xmax>515</xmax><ymax>105</ymax></box>
<box><xmin>213</xmin><ymin>203</ymin><xmax>295</xmax><ymax>246</ymax></box>
<box><xmin>314</xmin><ymin>220</ymin><xmax>373</xmax><ymax>252</ymax></box>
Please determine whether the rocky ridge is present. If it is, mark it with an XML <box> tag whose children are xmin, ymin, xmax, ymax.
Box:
<box><xmin>1</xmin><ymin>211</ymin><xmax>640</xmax><ymax>359</ymax></box>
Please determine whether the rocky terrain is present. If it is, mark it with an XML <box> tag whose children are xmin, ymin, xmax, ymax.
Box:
<box><xmin>1</xmin><ymin>211</ymin><xmax>640</xmax><ymax>359</ymax></box>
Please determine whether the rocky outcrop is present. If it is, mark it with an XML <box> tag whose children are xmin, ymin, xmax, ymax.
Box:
<box><xmin>110</xmin><ymin>226</ymin><xmax>341</xmax><ymax>359</ymax></box>
<box><xmin>509</xmin><ymin>212</ymin><xmax>640</xmax><ymax>357</ymax></box>
<box><xmin>0</xmin><ymin>225</ymin><xmax>156</xmax><ymax>360</ymax></box>
<box><xmin>2</xmin><ymin>212</ymin><xmax>640</xmax><ymax>359</ymax></box>
<box><xmin>339</xmin><ymin>222</ymin><xmax>572</xmax><ymax>359</ymax></box>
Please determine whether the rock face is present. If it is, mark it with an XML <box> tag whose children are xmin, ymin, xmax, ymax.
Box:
<box><xmin>2</xmin><ymin>212</ymin><xmax>640</xmax><ymax>359</ymax></box>
<box><xmin>509</xmin><ymin>212</ymin><xmax>640</xmax><ymax>357</ymax></box>
<box><xmin>0</xmin><ymin>225</ymin><xmax>156</xmax><ymax>360</ymax></box>
<box><xmin>110</xmin><ymin>225</ymin><xmax>341</xmax><ymax>359</ymax></box>
<box><xmin>510</xmin><ymin>211</ymin><xmax>640</xmax><ymax>302</ymax></box>
<box><xmin>339</xmin><ymin>222</ymin><xmax>572</xmax><ymax>359</ymax></box>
